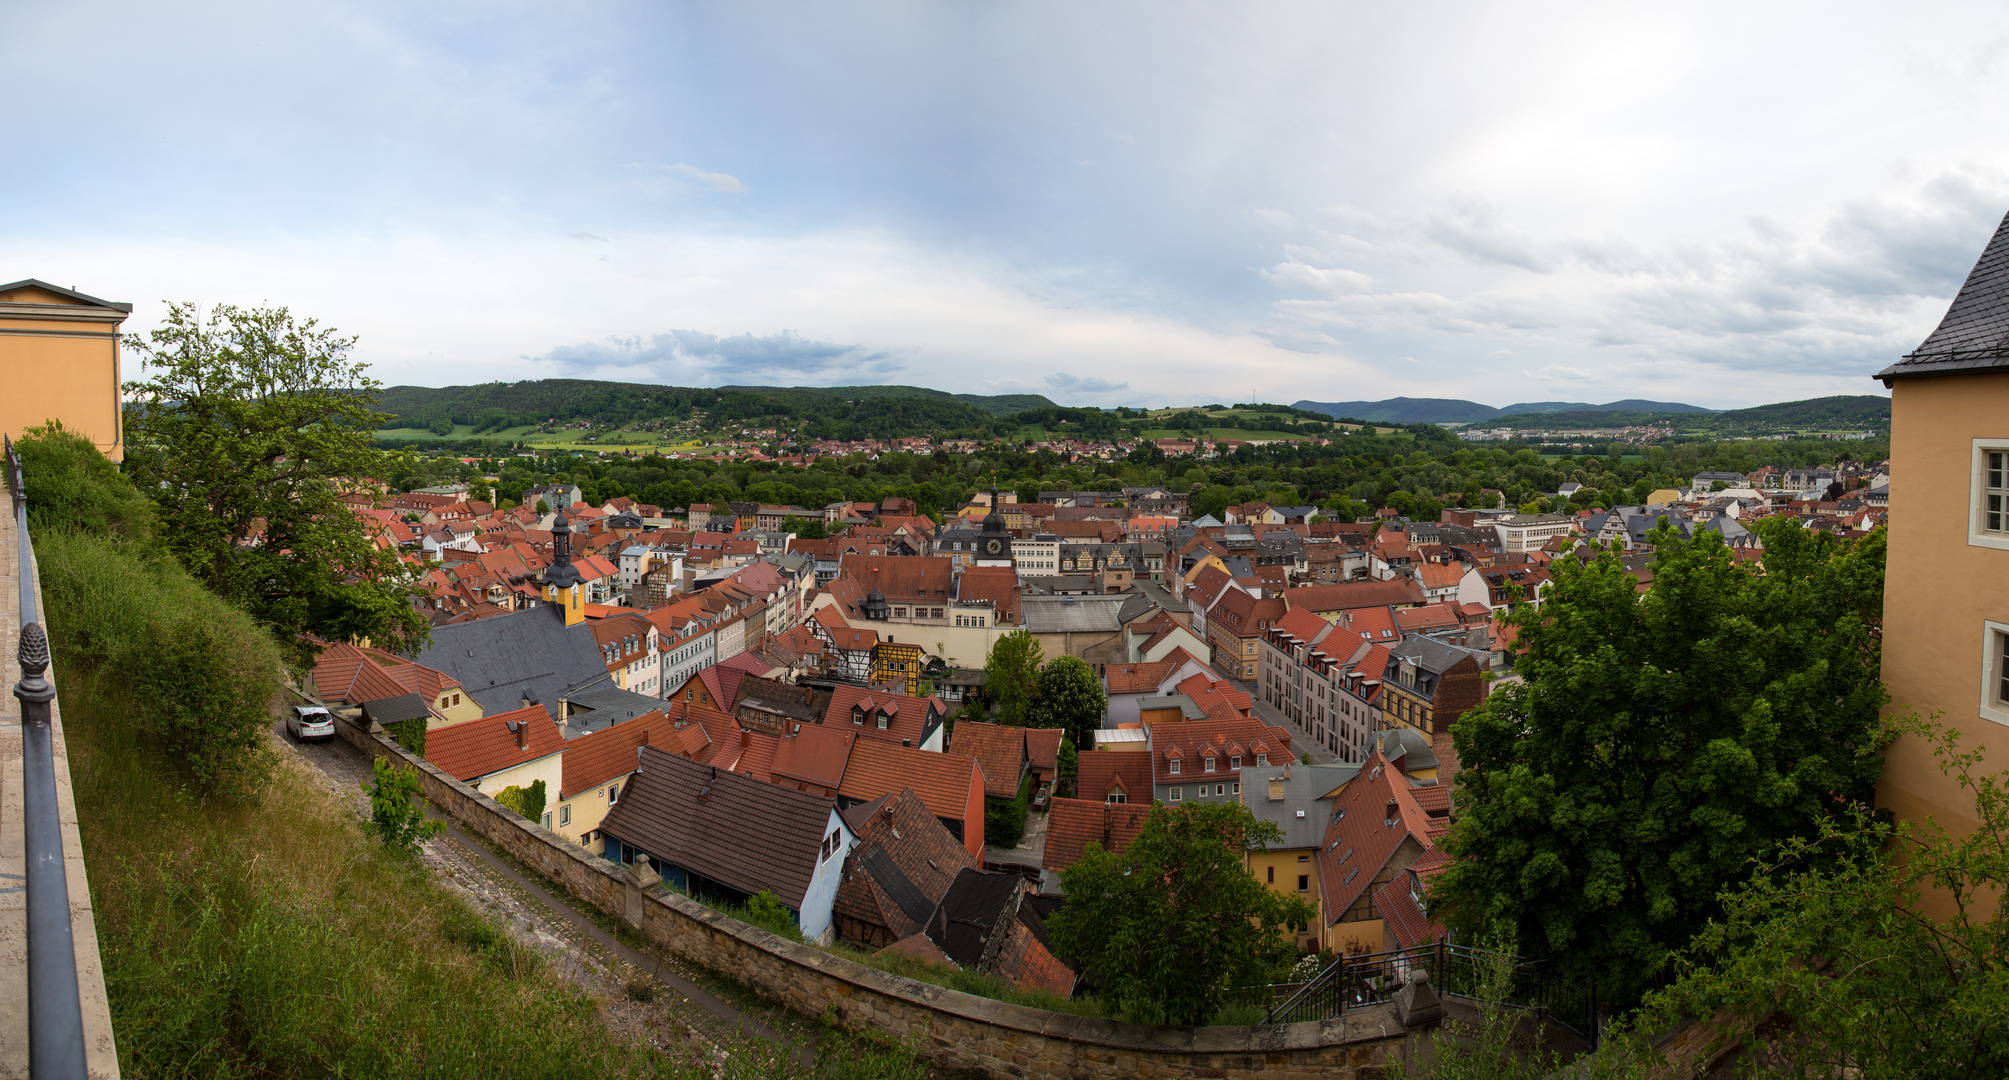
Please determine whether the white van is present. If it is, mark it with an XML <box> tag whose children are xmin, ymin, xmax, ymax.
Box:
<box><xmin>288</xmin><ymin>705</ymin><xmax>336</xmax><ymax>743</ymax></box>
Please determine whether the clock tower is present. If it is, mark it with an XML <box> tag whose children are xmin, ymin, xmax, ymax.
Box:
<box><xmin>974</xmin><ymin>486</ymin><xmax>1013</xmax><ymax>568</ymax></box>
<box><xmin>539</xmin><ymin>510</ymin><xmax>587</xmax><ymax>626</ymax></box>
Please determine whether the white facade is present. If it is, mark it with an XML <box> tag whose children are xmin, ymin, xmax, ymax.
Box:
<box><xmin>659</xmin><ymin>629</ymin><xmax>717</xmax><ymax>699</ymax></box>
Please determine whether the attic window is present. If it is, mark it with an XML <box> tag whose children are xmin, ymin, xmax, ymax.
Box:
<box><xmin>877</xmin><ymin>713</ymin><xmax>889</xmax><ymax>730</ymax></box>
<box><xmin>1169</xmin><ymin>759</ymin><xmax>1181</xmax><ymax>775</ymax></box>
<box><xmin>1231</xmin><ymin>755</ymin><xmax>1242</xmax><ymax>769</ymax></box>
<box><xmin>1204</xmin><ymin>757</ymin><xmax>1216</xmax><ymax>773</ymax></box>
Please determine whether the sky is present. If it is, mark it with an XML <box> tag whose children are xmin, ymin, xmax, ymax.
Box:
<box><xmin>7</xmin><ymin>2</ymin><xmax>2009</xmax><ymax>410</ymax></box>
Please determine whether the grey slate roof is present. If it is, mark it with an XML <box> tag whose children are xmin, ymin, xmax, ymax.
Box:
<box><xmin>599</xmin><ymin>747</ymin><xmax>834</xmax><ymax>909</ymax></box>
<box><xmin>412</xmin><ymin>605</ymin><xmax>607</xmax><ymax>721</ymax></box>
<box><xmin>1020</xmin><ymin>593</ymin><xmax>1133</xmax><ymax>634</ymax></box>
<box><xmin>1242</xmin><ymin>763</ymin><xmax>1353</xmax><ymax>849</ymax></box>
<box><xmin>1879</xmin><ymin>210</ymin><xmax>2009</xmax><ymax>382</ymax></box>
<box><xmin>559</xmin><ymin>679</ymin><xmax>667</xmax><ymax>738</ymax></box>
<box><xmin>360</xmin><ymin>693</ymin><xmax>430</xmax><ymax>727</ymax></box>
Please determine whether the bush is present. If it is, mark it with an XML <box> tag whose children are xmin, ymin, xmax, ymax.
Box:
<box><xmin>15</xmin><ymin>420</ymin><xmax>156</xmax><ymax>543</ymax></box>
<box><xmin>742</xmin><ymin>891</ymin><xmax>805</xmax><ymax>943</ymax></box>
<box><xmin>494</xmin><ymin>779</ymin><xmax>547</xmax><ymax>824</ymax></box>
<box><xmin>364</xmin><ymin>758</ymin><xmax>444</xmax><ymax>853</ymax></box>
<box><xmin>35</xmin><ymin>529</ymin><xmax>285</xmax><ymax>798</ymax></box>
<box><xmin>386</xmin><ymin>716</ymin><xmax>427</xmax><ymax>756</ymax></box>
<box><xmin>985</xmin><ymin>771</ymin><xmax>1035</xmax><ymax>849</ymax></box>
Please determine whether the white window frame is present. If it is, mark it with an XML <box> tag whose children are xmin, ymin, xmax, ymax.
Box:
<box><xmin>559</xmin><ymin>804</ymin><xmax>572</xmax><ymax>826</ymax></box>
<box><xmin>1981</xmin><ymin>620</ymin><xmax>2009</xmax><ymax>727</ymax></box>
<box><xmin>1170</xmin><ymin>787</ymin><xmax>1183</xmax><ymax>801</ymax></box>
<box><xmin>1970</xmin><ymin>440</ymin><xmax>2009</xmax><ymax>551</ymax></box>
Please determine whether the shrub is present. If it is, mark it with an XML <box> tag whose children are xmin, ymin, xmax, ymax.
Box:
<box><xmin>985</xmin><ymin>771</ymin><xmax>1035</xmax><ymax>848</ymax></box>
<box><xmin>35</xmin><ymin>529</ymin><xmax>284</xmax><ymax>798</ymax></box>
<box><xmin>494</xmin><ymin>779</ymin><xmax>547</xmax><ymax>824</ymax></box>
<box><xmin>386</xmin><ymin>716</ymin><xmax>427</xmax><ymax>756</ymax></box>
<box><xmin>742</xmin><ymin>891</ymin><xmax>805</xmax><ymax>943</ymax></box>
<box><xmin>364</xmin><ymin>758</ymin><xmax>444</xmax><ymax>853</ymax></box>
<box><xmin>15</xmin><ymin>420</ymin><xmax>156</xmax><ymax>543</ymax></box>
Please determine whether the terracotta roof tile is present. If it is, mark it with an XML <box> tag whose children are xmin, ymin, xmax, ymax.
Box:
<box><xmin>949</xmin><ymin>721</ymin><xmax>1031</xmax><ymax>799</ymax></box>
<box><xmin>1075</xmin><ymin>751</ymin><xmax>1153</xmax><ymax>803</ymax></box>
<box><xmin>425</xmin><ymin>704</ymin><xmax>566</xmax><ymax>783</ymax></box>
<box><xmin>837</xmin><ymin>740</ymin><xmax>981</xmax><ymax>828</ymax></box>
<box><xmin>1043</xmin><ymin>797</ymin><xmax>1152</xmax><ymax>872</ymax></box>
<box><xmin>560</xmin><ymin>711</ymin><xmax>669</xmax><ymax>798</ymax></box>
<box><xmin>1315</xmin><ymin>750</ymin><xmax>1439</xmax><ymax>925</ymax></box>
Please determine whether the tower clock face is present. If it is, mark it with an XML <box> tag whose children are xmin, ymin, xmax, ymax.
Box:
<box><xmin>983</xmin><ymin>537</ymin><xmax>1005</xmax><ymax>557</ymax></box>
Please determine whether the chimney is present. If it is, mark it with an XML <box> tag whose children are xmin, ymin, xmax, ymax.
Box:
<box><xmin>1268</xmin><ymin>776</ymin><xmax>1286</xmax><ymax>802</ymax></box>
<box><xmin>510</xmin><ymin>720</ymin><xmax>528</xmax><ymax>750</ymax></box>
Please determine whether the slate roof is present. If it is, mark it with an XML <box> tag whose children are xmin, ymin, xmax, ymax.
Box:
<box><xmin>425</xmin><ymin>704</ymin><xmax>566</xmax><ymax>783</ymax></box>
<box><xmin>360</xmin><ymin>693</ymin><xmax>431</xmax><ymax>727</ymax></box>
<box><xmin>413</xmin><ymin>605</ymin><xmax>608</xmax><ymax>721</ymax></box>
<box><xmin>1042</xmin><ymin>796</ymin><xmax>1152</xmax><ymax>873</ymax></box>
<box><xmin>949</xmin><ymin>721</ymin><xmax>1031</xmax><ymax>799</ymax></box>
<box><xmin>561</xmin><ymin>680</ymin><xmax>674</xmax><ymax>737</ymax></box>
<box><xmin>600</xmin><ymin>747</ymin><xmax>836</xmax><ymax>909</ymax></box>
<box><xmin>1242</xmin><ymin>763</ymin><xmax>1348</xmax><ymax>850</ymax></box>
<box><xmin>1879</xmin><ymin>210</ymin><xmax>2009</xmax><ymax>382</ymax></box>
<box><xmin>922</xmin><ymin>867</ymin><xmax>1073</xmax><ymax>995</ymax></box>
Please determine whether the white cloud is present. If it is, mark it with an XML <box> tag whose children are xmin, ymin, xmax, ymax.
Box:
<box><xmin>634</xmin><ymin>162</ymin><xmax>748</xmax><ymax>195</ymax></box>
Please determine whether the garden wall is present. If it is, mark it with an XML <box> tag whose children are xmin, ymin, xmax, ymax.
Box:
<box><xmin>333</xmin><ymin>715</ymin><xmax>1418</xmax><ymax>1079</ymax></box>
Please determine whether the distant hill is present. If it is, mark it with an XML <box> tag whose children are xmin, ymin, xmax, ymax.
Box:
<box><xmin>1495</xmin><ymin>399</ymin><xmax>1714</xmax><ymax>417</ymax></box>
<box><xmin>1486</xmin><ymin>394</ymin><xmax>1891</xmax><ymax>432</ymax></box>
<box><xmin>1292</xmin><ymin>396</ymin><xmax>1711</xmax><ymax>424</ymax></box>
<box><xmin>372</xmin><ymin>378</ymin><xmax>1047</xmax><ymax>439</ymax></box>
<box><xmin>1290</xmin><ymin>397</ymin><xmax>1500</xmax><ymax>424</ymax></box>
<box><xmin>1706</xmin><ymin>395</ymin><xmax>1891</xmax><ymax>428</ymax></box>
<box><xmin>720</xmin><ymin>384</ymin><xmax>1056</xmax><ymax>416</ymax></box>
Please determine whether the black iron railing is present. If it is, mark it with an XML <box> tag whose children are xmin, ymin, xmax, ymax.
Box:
<box><xmin>8</xmin><ymin>435</ymin><xmax>90</xmax><ymax>1079</ymax></box>
<box><xmin>1263</xmin><ymin>942</ymin><xmax>1598</xmax><ymax>1046</ymax></box>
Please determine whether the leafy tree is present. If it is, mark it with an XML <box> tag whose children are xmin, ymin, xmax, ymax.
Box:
<box><xmin>1057</xmin><ymin>738</ymin><xmax>1079</xmax><ymax>792</ymax></box>
<box><xmin>984</xmin><ymin>630</ymin><xmax>1043</xmax><ymax>727</ymax></box>
<box><xmin>1643</xmin><ymin>714</ymin><xmax>2009</xmax><ymax>1079</ymax></box>
<box><xmin>1033</xmin><ymin>655</ymin><xmax>1107</xmax><ymax>748</ymax></box>
<box><xmin>363</xmin><ymin>758</ymin><xmax>444</xmax><ymax>853</ymax></box>
<box><xmin>121</xmin><ymin>302</ymin><xmax>429</xmax><ymax>667</ymax></box>
<box><xmin>1049</xmin><ymin>800</ymin><xmax>1314</xmax><ymax>1026</ymax></box>
<box><xmin>781</xmin><ymin>514</ymin><xmax>827</xmax><ymax>539</ymax></box>
<box><xmin>1434</xmin><ymin>521</ymin><xmax>1888</xmax><ymax>995</ymax></box>
<box><xmin>428</xmin><ymin>418</ymin><xmax>455</xmax><ymax>436</ymax></box>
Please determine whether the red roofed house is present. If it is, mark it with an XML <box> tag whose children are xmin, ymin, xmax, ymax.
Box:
<box><xmin>947</xmin><ymin>720</ymin><xmax>1032</xmax><ymax>800</ymax></box>
<box><xmin>1148</xmin><ymin>716</ymin><xmax>1293</xmax><ymax>806</ymax></box>
<box><xmin>425</xmin><ymin>704</ymin><xmax>567</xmax><ymax>815</ymax></box>
<box><xmin>831</xmin><ymin>788</ymin><xmax>977</xmax><ymax>948</ymax></box>
<box><xmin>836</xmin><ymin>739</ymin><xmax>986</xmax><ymax>858</ymax></box>
<box><xmin>1257</xmin><ymin>605</ymin><xmax>1389</xmax><ymax>762</ymax></box>
<box><xmin>552</xmin><ymin>710</ymin><xmax>668</xmax><ymax>854</ymax></box>
<box><xmin>822</xmin><ymin>684</ymin><xmax>949</xmax><ymax>752</ymax></box>
<box><xmin>1314</xmin><ymin>750</ymin><xmax>1442</xmax><ymax>954</ymax></box>
<box><xmin>1206</xmin><ymin>589</ymin><xmax>1289</xmax><ymax>680</ymax></box>
<box><xmin>1040</xmin><ymin>796</ymin><xmax>1153</xmax><ymax>895</ymax></box>
<box><xmin>1075</xmin><ymin>749</ymin><xmax>1154</xmax><ymax>805</ymax></box>
<box><xmin>312</xmin><ymin>641</ymin><xmax>482</xmax><ymax>726</ymax></box>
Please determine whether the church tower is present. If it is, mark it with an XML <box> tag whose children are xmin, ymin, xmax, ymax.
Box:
<box><xmin>540</xmin><ymin>510</ymin><xmax>586</xmax><ymax>626</ymax></box>
<box><xmin>974</xmin><ymin>486</ymin><xmax>1013</xmax><ymax>568</ymax></box>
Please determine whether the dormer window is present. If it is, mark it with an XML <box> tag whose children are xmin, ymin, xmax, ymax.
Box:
<box><xmin>877</xmin><ymin>713</ymin><xmax>889</xmax><ymax>730</ymax></box>
<box><xmin>1169</xmin><ymin>759</ymin><xmax>1181</xmax><ymax>775</ymax></box>
<box><xmin>1256</xmin><ymin>754</ymin><xmax>1269</xmax><ymax>767</ymax></box>
<box><xmin>1230</xmin><ymin>755</ymin><xmax>1241</xmax><ymax>769</ymax></box>
<box><xmin>1204</xmin><ymin>757</ymin><xmax>1217</xmax><ymax>773</ymax></box>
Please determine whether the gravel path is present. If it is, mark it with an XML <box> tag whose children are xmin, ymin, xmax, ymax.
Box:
<box><xmin>269</xmin><ymin>715</ymin><xmax>817</xmax><ymax>1069</ymax></box>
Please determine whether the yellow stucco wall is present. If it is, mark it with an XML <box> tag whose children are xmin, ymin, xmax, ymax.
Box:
<box><xmin>1881</xmin><ymin>374</ymin><xmax>2009</xmax><ymax>853</ymax></box>
<box><xmin>552</xmin><ymin>776</ymin><xmax>629</xmax><ymax>854</ymax></box>
<box><xmin>1247</xmin><ymin>848</ymin><xmax>1322</xmax><ymax>945</ymax></box>
<box><xmin>0</xmin><ymin>284</ymin><xmax>128</xmax><ymax>461</ymax></box>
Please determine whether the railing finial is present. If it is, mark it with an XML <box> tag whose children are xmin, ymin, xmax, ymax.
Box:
<box><xmin>16</xmin><ymin>621</ymin><xmax>54</xmax><ymax>704</ymax></box>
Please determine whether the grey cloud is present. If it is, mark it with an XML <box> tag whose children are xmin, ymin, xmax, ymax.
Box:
<box><xmin>1046</xmin><ymin>372</ymin><xmax>1130</xmax><ymax>394</ymax></box>
<box><xmin>537</xmin><ymin>329</ymin><xmax>901</xmax><ymax>384</ymax></box>
<box><xmin>568</xmin><ymin>231</ymin><xmax>610</xmax><ymax>241</ymax></box>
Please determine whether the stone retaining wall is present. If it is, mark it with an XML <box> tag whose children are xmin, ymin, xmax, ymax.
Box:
<box><xmin>332</xmin><ymin>714</ymin><xmax>1415</xmax><ymax>1079</ymax></box>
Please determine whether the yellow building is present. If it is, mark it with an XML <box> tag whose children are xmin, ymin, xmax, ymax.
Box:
<box><xmin>0</xmin><ymin>280</ymin><xmax>131</xmax><ymax>460</ymax></box>
<box><xmin>871</xmin><ymin>640</ymin><xmax>926</xmax><ymax>696</ymax></box>
<box><xmin>1876</xmin><ymin>210</ymin><xmax>2009</xmax><ymax>907</ymax></box>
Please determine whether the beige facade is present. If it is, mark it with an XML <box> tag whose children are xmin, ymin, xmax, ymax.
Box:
<box><xmin>0</xmin><ymin>280</ymin><xmax>131</xmax><ymax>460</ymax></box>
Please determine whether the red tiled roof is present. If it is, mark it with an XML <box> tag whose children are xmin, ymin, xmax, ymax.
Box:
<box><xmin>425</xmin><ymin>704</ymin><xmax>566</xmax><ymax>783</ymax></box>
<box><xmin>1043</xmin><ymin>797</ymin><xmax>1152</xmax><ymax>873</ymax></box>
<box><xmin>1105</xmin><ymin>660</ymin><xmax>1178</xmax><ymax>695</ymax></box>
<box><xmin>1024</xmin><ymin>728</ymin><xmax>1064</xmax><ymax>773</ymax></box>
<box><xmin>949</xmin><ymin>721</ymin><xmax>1029</xmax><ymax>799</ymax></box>
<box><xmin>769</xmin><ymin>723</ymin><xmax>858</xmax><ymax>792</ymax></box>
<box><xmin>559</xmin><ymin>711</ymin><xmax>668</xmax><ymax>798</ymax></box>
<box><xmin>823</xmin><ymin>684</ymin><xmax>943</xmax><ymax>747</ymax></box>
<box><xmin>1316</xmin><ymin>751</ymin><xmax>1438</xmax><ymax>925</ymax></box>
<box><xmin>1150</xmin><ymin>716</ymin><xmax>1288</xmax><ymax>786</ymax></box>
<box><xmin>1075</xmin><ymin>751</ymin><xmax>1153</xmax><ymax>803</ymax></box>
<box><xmin>1287</xmin><ymin>579</ymin><xmax>1426</xmax><ymax>612</ymax></box>
<box><xmin>837</xmin><ymin>739</ymin><xmax>982</xmax><ymax>827</ymax></box>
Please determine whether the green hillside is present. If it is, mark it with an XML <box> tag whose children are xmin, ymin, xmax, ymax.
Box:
<box><xmin>1485</xmin><ymin>394</ymin><xmax>1890</xmax><ymax>433</ymax></box>
<box><xmin>723</xmin><ymin>384</ymin><xmax>1057</xmax><ymax>415</ymax></box>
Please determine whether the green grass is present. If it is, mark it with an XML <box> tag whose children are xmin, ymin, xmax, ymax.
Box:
<box><xmin>823</xmin><ymin>942</ymin><xmax>1104</xmax><ymax>1018</ymax></box>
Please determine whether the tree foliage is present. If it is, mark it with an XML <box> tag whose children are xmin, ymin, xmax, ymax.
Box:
<box><xmin>1033</xmin><ymin>655</ymin><xmax>1107</xmax><ymax>748</ymax></box>
<box><xmin>984</xmin><ymin>630</ymin><xmax>1043</xmax><ymax>727</ymax></box>
<box><xmin>1048</xmin><ymin>800</ymin><xmax>1314</xmax><ymax>1026</ymax></box>
<box><xmin>364</xmin><ymin>758</ymin><xmax>444</xmax><ymax>853</ymax></box>
<box><xmin>1435</xmin><ymin>520</ymin><xmax>1889</xmax><ymax>994</ymax></box>
<box><xmin>1640</xmin><ymin>714</ymin><xmax>2009</xmax><ymax>1079</ymax></box>
<box><xmin>122</xmin><ymin>302</ymin><xmax>430</xmax><ymax>667</ymax></box>
<box><xmin>493</xmin><ymin>779</ymin><xmax>547</xmax><ymax>824</ymax></box>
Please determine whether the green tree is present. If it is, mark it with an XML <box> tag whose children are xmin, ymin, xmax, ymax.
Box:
<box><xmin>363</xmin><ymin>758</ymin><xmax>444</xmax><ymax>853</ymax></box>
<box><xmin>1434</xmin><ymin>521</ymin><xmax>1888</xmax><ymax>995</ymax></box>
<box><xmin>984</xmin><ymin>630</ymin><xmax>1044</xmax><ymax>727</ymax></box>
<box><xmin>1057</xmin><ymin>738</ymin><xmax>1079</xmax><ymax>794</ymax></box>
<box><xmin>1033</xmin><ymin>655</ymin><xmax>1107</xmax><ymax>749</ymax></box>
<box><xmin>1048</xmin><ymin>800</ymin><xmax>1314</xmax><ymax>1026</ymax></box>
<box><xmin>121</xmin><ymin>302</ymin><xmax>429</xmax><ymax>666</ymax></box>
<box><xmin>781</xmin><ymin>514</ymin><xmax>828</xmax><ymax>539</ymax></box>
<box><xmin>427</xmin><ymin>417</ymin><xmax>454</xmax><ymax>436</ymax></box>
<box><xmin>1643</xmin><ymin>714</ymin><xmax>2009</xmax><ymax>1079</ymax></box>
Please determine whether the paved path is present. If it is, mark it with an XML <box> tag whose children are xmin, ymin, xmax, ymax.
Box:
<box><xmin>273</xmin><ymin>715</ymin><xmax>816</xmax><ymax>1067</ymax></box>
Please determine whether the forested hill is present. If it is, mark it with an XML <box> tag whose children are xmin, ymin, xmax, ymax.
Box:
<box><xmin>372</xmin><ymin>379</ymin><xmax>1057</xmax><ymax>437</ymax></box>
<box><xmin>1291</xmin><ymin>397</ymin><xmax>1713</xmax><ymax>424</ymax></box>
<box><xmin>1484</xmin><ymin>394</ymin><xmax>1892</xmax><ymax>432</ymax></box>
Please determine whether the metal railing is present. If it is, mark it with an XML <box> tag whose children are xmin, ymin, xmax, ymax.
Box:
<box><xmin>1263</xmin><ymin>942</ymin><xmax>1598</xmax><ymax>1046</ymax></box>
<box><xmin>7</xmin><ymin>434</ymin><xmax>90</xmax><ymax>1079</ymax></box>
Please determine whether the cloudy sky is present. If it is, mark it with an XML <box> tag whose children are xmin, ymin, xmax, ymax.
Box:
<box><xmin>8</xmin><ymin>2</ymin><xmax>2009</xmax><ymax>409</ymax></box>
